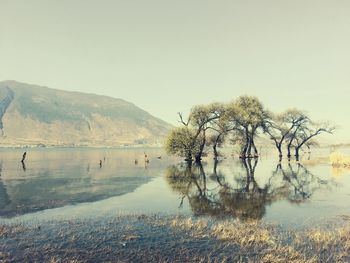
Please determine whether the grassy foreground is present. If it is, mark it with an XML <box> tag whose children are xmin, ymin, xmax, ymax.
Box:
<box><xmin>1</xmin><ymin>215</ymin><xmax>350</xmax><ymax>262</ymax></box>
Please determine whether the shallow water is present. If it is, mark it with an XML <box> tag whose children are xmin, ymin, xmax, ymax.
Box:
<box><xmin>0</xmin><ymin>147</ymin><xmax>349</xmax><ymax>226</ymax></box>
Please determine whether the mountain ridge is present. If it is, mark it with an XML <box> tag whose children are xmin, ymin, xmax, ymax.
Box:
<box><xmin>0</xmin><ymin>80</ymin><xmax>172</xmax><ymax>147</ymax></box>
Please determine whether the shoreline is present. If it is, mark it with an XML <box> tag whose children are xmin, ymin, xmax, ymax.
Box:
<box><xmin>0</xmin><ymin>144</ymin><xmax>164</xmax><ymax>150</ymax></box>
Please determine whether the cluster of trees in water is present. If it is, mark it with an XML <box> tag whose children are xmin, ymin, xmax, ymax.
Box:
<box><xmin>165</xmin><ymin>96</ymin><xmax>334</xmax><ymax>162</ymax></box>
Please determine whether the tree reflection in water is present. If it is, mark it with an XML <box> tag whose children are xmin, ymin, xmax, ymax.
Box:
<box><xmin>165</xmin><ymin>159</ymin><xmax>334</xmax><ymax>220</ymax></box>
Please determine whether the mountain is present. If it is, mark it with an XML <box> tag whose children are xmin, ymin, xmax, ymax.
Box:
<box><xmin>0</xmin><ymin>80</ymin><xmax>172</xmax><ymax>147</ymax></box>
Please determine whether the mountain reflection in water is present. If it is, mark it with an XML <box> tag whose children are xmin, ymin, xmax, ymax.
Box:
<box><xmin>0</xmin><ymin>148</ymin><xmax>169</xmax><ymax>217</ymax></box>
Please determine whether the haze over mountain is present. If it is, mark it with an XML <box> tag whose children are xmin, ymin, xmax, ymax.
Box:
<box><xmin>0</xmin><ymin>81</ymin><xmax>172</xmax><ymax>147</ymax></box>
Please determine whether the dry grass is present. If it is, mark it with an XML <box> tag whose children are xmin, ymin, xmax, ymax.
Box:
<box><xmin>0</xmin><ymin>224</ymin><xmax>29</xmax><ymax>237</ymax></box>
<box><xmin>329</xmin><ymin>152</ymin><xmax>350</xmax><ymax>176</ymax></box>
<box><xmin>48</xmin><ymin>257</ymin><xmax>82</xmax><ymax>263</ymax></box>
<box><xmin>170</xmin><ymin>217</ymin><xmax>208</xmax><ymax>232</ymax></box>
<box><xmin>330</xmin><ymin>152</ymin><xmax>350</xmax><ymax>168</ymax></box>
<box><xmin>1</xmin><ymin>215</ymin><xmax>350</xmax><ymax>262</ymax></box>
<box><xmin>299</xmin><ymin>225</ymin><xmax>350</xmax><ymax>260</ymax></box>
<box><xmin>260</xmin><ymin>246</ymin><xmax>315</xmax><ymax>263</ymax></box>
<box><xmin>162</xmin><ymin>216</ymin><xmax>350</xmax><ymax>263</ymax></box>
<box><xmin>212</xmin><ymin>220</ymin><xmax>275</xmax><ymax>247</ymax></box>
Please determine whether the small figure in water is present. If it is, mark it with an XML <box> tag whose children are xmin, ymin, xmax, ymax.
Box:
<box><xmin>99</xmin><ymin>160</ymin><xmax>102</xmax><ymax>168</ymax></box>
<box><xmin>144</xmin><ymin>152</ymin><xmax>149</xmax><ymax>164</ymax></box>
<box><xmin>144</xmin><ymin>152</ymin><xmax>150</xmax><ymax>169</ymax></box>
<box><xmin>134</xmin><ymin>159</ymin><xmax>138</xmax><ymax>165</ymax></box>
<box><xmin>21</xmin><ymin>152</ymin><xmax>27</xmax><ymax>163</ymax></box>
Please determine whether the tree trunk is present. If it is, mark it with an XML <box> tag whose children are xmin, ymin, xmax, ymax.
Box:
<box><xmin>195</xmin><ymin>131</ymin><xmax>206</xmax><ymax>163</ymax></box>
<box><xmin>240</xmin><ymin>132</ymin><xmax>249</xmax><ymax>158</ymax></box>
<box><xmin>213</xmin><ymin>144</ymin><xmax>218</xmax><ymax>160</ymax></box>
<box><xmin>251</xmin><ymin>137</ymin><xmax>258</xmax><ymax>157</ymax></box>
<box><xmin>287</xmin><ymin>143</ymin><xmax>292</xmax><ymax>160</ymax></box>
<box><xmin>295</xmin><ymin>147</ymin><xmax>300</xmax><ymax>161</ymax></box>
<box><xmin>247</xmin><ymin>136</ymin><xmax>252</xmax><ymax>158</ymax></box>
<box><xmin>277</xmin><ymin>145</ymin><xmax>282</xmax><ymax>161</ymax></box>
<box><xmin>213</xmin><ymin>158</ymin><xmax>218</xmax><ymax>175</ymax></box>
<box><xmin>213</xmin><ymin>133</ymin><xmax>222</xmax><ymax>160</ymax></box>
<box><xmin>185</xmin><ymin>147</ymin><xmax>193</xmax><ymax>164</ymax></box>
<box><xmin>240</xmin><ymin>143</ymin><xmax>247</xmax><ymax>158</ymax></box>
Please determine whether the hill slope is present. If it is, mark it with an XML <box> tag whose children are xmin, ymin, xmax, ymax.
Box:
<box><xmin>0</xmin><ymin>81</ymin><xmax>172</xmax><ymax>147</ymax></box>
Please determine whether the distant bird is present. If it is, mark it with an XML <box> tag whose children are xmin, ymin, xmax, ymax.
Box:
<box><xmin>156</xmin><ymin>156</ymin><xmax>162</xmax><ymax>159</ymax></box>
<box><xmin>21</xmin><ymin>152</ymin><xmax>27</xmax><ymax>163</ymax></box>
<box><xmin>99</xmin><ymin>160</ymin><xmax>102</xmax><ymax>167</ymax></box>
<box><xmin>134</xmin><ymin>159</ymin><xmax>138</xmax><ymax>165</ymax></box>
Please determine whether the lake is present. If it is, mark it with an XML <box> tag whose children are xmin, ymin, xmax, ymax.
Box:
<box><xmin>0</xmin><ymin>147</ymin><xmax>349</xmax><ymax>227</ymax></box>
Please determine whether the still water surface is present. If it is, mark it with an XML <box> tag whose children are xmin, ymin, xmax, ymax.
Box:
<box><xmin>0</xmin><ymin>147</ymin><xmax>349</xmax><ymax>226</ymax></box>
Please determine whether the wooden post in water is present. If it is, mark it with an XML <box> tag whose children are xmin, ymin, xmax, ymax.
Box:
<box><xmin>21</xmin><ymin>152</ymin><xmax>27</xmax><ymax>163</ymax></box>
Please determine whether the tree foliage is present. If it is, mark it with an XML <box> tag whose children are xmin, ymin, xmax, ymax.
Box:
<box><xmin>165</xmin><ymin>127</ymin><xmax>202</xmax><ymax>161</ymax></box>
<box><xmin>226</xmin><ymin>96</ymin><xmax>270</xmax><ymax>157</ymax></box>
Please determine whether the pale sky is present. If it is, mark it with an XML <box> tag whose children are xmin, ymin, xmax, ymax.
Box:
<box><xmin>1</xmin><ymin>0</ymin><xmax>350</xmax><ymax>143</ymax></box>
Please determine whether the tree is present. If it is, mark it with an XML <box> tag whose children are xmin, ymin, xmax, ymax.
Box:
<box><xmin>226</xmin><ymin>96</ymin><xmax>270</xmax><ymax>158</ymax></box>
<box><xmin>165</xmin><ymin>127</ymin><xmax>202</xmax><ymax>162</ymax></box>
<box><xmin>207</xmin><ymin>107</ymin><xmax>236</xmax><ymax>160</ymax></box>
<box><xmin>265</xmin><ymin>109</ymin><xmax>308</xmax><ymax>161</ymax></box>
<box><xmin>188</xmin><ymin>103</ymin><xmax>222</xmax><ymax>162</ymax></box>
<box><xmin>293</xmin><ymin>122</ymin><xmax>335</xmax><ymax>160</ymax></box>
<box><xmin>167</xmin><ymin>104</ymin><xmax>222</xmax><ymax>163</ymax></box>
<box><xmin>280</xmin><ymin>110</ymin><xmax>310</xmax><ymax>159</ymax></box>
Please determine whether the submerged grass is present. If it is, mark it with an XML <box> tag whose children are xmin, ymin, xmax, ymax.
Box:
<box><xmin>1</xmin><ymin>215</ymin><xmax>350</xmax><ymax>262</ymax></box>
